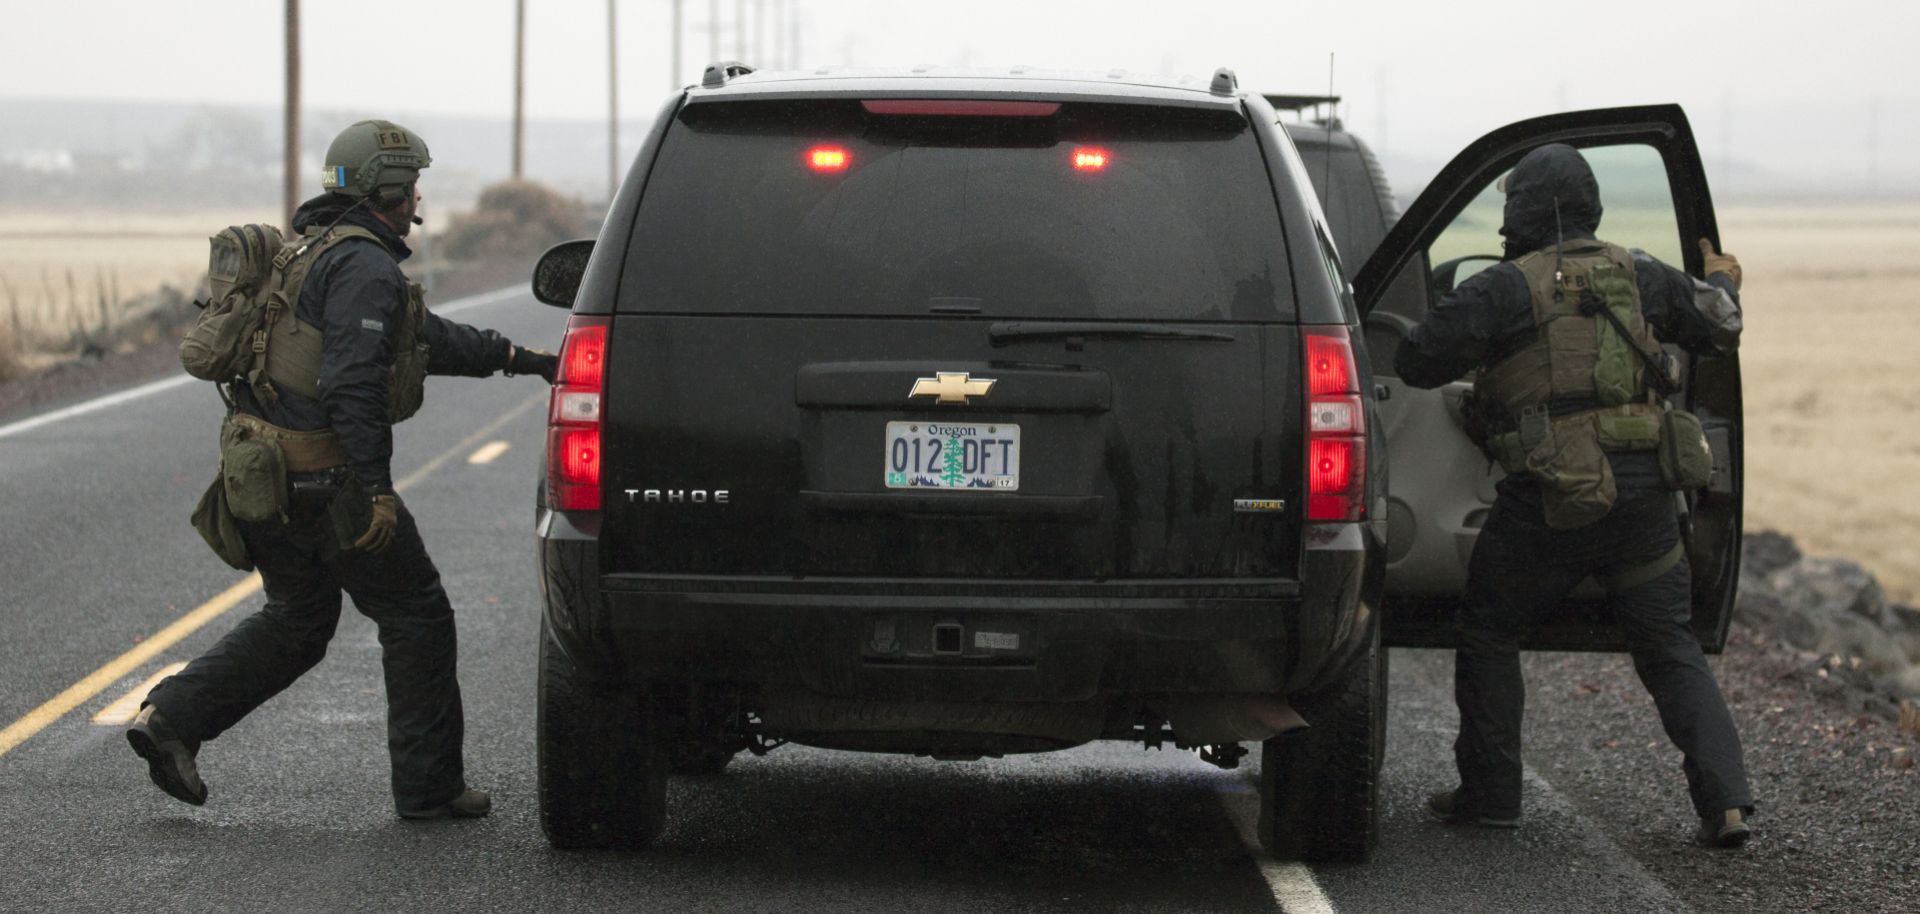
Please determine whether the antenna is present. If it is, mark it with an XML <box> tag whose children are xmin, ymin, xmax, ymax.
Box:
<box><xmin>1322</xmin><ymin>53</ymin><xmax>1336</xmax><ymax>245</ymax></box>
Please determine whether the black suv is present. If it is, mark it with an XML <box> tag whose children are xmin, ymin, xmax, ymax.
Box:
<box><xmin>531</xmin><ymin>66</ymin><xmax>1744</xmax><ymax>862</ymax></box>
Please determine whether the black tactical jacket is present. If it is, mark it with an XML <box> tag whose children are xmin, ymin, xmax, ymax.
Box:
<box><xmin>233</xmin><ymin>193</ymin><xmax>515</xmax><ymax>492</ymax></box>
<box><xmin>1392</xmin><ymin>144</ymin><xmax>1740</xmax><ymax>500</ymax></box>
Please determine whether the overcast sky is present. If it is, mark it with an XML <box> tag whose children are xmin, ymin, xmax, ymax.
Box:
<box><xmin>3</xmin><ymin>0</ymin><xmax>1916</xmax><ymax>191</ymax></box>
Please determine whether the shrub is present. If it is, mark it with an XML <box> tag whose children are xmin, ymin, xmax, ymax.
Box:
<box><xmin>0</xmin><ymin>329</ymin><xmax>23</xmax><ymax>383</ymax></box>
<box><xmin>439</xmin><ymin>179</ymin><xmax>584</xmax><ymax>263</ymax></box>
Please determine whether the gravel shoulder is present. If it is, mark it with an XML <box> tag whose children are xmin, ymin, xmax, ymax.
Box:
<box><xmin>1516</xmin><ymin>626</ymin><xmax>1919</xmax><ymax>913</ymax></box>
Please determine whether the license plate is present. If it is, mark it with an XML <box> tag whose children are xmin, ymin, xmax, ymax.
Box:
<box><xmin>883</xmin><ymin>421</ymin><xmax>1020</xmax><ymax>490</ymax></box>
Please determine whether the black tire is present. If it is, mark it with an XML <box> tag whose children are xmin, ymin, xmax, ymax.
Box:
<box><xmin>1257</xmin><ymin>620</ymin><xmax>1386</xmax><ymax>863</ymax></box>
<box><xmin>537</xmin><ymin>619</ymin><xmax>669</xmax><ymax>849</ymax></box>
<box><xmin>667</xmin><ymin>740</ymin><xmax>738</xmax><ymax>776</ymax></box>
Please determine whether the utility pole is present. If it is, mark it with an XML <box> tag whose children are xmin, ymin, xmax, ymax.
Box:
<box><xmin>779</xmin><ymin>0</ymin><xmax>794</xmax><ymax>69</ymax></box>
<box><xmin>1868</xmin><ymin>95</ymin><xmax>1881</xmax><ymax>193</ymax></box>
<box><xmin>773</xmin><ymin>0</ymin><xmax>785</xmax><ymax>68</ymax></box>
<box><xmin>608</xmin><ymin>0</ymin><xmax>619</xmax><ymax>198</ymax></box>
<box><xmin>1720</xmin><ymin>91</ymin><xmax>1733</xmax><ymax>194</ymax></box>
<box><xmin>753</xmin><ymin>0</ymin><xmax>764</xmax><ymax>66</ymax></box>
<box><xmin>1374</xmin><ymin>65</ymin><xmax>1388</xmax><ymax>169</ymax></box>
<box><xmin>512</xmin><ymin>0</ymin><xmax>526</xmax><ymax>179</ymax></box>
<box><xmin>670</xmin><ymin>0</ymin><xmax>683</xmax><ymax>91</ymax></box>
<box><xmin>283</xmin><ymin>0</ymin><xmax>300</xmax><ymax>226</ymax></box>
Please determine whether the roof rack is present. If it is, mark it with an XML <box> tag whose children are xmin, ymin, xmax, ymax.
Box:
<box><xmin>701</xmin><ymin>61</ymin><xmax>755</xmax><ymax>89</ymax></box>
<box><xmin>1262</xmin><ymin>93</ymin><xmax>1342</xmax><ymax>128</ymax></box>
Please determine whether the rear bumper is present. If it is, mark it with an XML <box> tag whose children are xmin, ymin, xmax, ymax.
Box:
<box><xmin>538</xmin><ymin>510</ymin><xmax>1376</xmax><ymax>702</ymax></box>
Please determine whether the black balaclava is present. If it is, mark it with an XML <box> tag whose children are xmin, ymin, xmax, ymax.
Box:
<box><xmin>1499</xmin><ymin>143</ymin><xmax>1604</xmax><ymax>260</ymax></box>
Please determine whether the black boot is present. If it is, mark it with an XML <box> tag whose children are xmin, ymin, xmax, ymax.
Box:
<box><xmin>1426</xmin><ymin>788</ymin><xmax>1520</xmax><ymax>828</ymax></box>
<box><xmin>126</xmin><ymin>705</ymin><xmax>208</xmax><ymax>806</ymax></box>
<box><xmin>1697</xmin><ymin>808</ymin><xmax>1752</xmax><ymax>848</ymax></box>
<box><xmin>399</xmin><ymin>788</ymin><xmax>491</xmax><ymax>820</ymax></box>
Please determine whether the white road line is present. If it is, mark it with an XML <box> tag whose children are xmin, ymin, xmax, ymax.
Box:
<box><xmin>91</xmin><ymin>662</ymin><xmax>189</xmax><ymax>726</ymax></box>
<box><xmin>0</xmin><ymin>374</ymin><xmax>196</xmax><ymax>441</ymax></box>
<box><xmin>0</xmin><ymin>284</ymin><xmax>531</xmax><ymax>442</ymax></box>
<box><xmin>466</xmin><ymin>440</ymin><xmax>512</xmax><ymax>465</ymax></box>
<box><xmin>1217</xmin><ymin>785</ymin><xmax>1340</xmax><ymax>914</ymax></box>
<box><xmin>435</xmin><ymin>284</ymin><xmax>531</xmax><ymax>316</ymax></box>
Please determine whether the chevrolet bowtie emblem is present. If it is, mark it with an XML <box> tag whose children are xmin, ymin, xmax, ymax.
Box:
<box><xmin>909</xmin><ymin>371</ymin><xmax>997</xmax><ymax>405</ymax></box>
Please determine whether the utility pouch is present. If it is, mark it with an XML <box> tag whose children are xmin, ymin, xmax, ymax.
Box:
<box><xmin>326</xmin><ymin>473</ymin><xmax>373</xmax><ymax>554</ymax></box>
<box><xmin>1524</xmin><ymin>414</ymin><xmax>1618</xmax><ymax>530</ymax></box>
<box><xmin>1659</xmin><ymin>408</ymin><xmax>1714</xmax><ymax>490</ymax></box>
<box><xmin>1593</xmin><ymin>407</ymin><xmax>1662</xmax><ymax>452</ymax></box>
<box><xmin>385</xmin><ymin>282</ymin><xmax>431</xmax><ymax>423</ymax></box>
<box><xmin>219</xmin><ymin>418</ymin><xmax>289</xmax><ymax>523</ymax></box>
<box><xmin>189</xmin><ymin>473</ymin><xmax>253</xmax><ymax>571</ymax></box>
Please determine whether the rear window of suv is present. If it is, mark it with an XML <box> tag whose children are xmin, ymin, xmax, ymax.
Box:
<box><xmin>621</xmin><ymin>99</ymin><xmax>1293</xmax><ymax>322</ymax></box>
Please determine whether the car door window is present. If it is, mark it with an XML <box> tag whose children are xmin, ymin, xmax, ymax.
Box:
<box><xmin>1426</xmin><ymin>143</ymin><xmax>1682</xmax><ymax>298</ymax></box>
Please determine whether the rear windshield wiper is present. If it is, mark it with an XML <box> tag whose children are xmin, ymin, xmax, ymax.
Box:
<box><xmin>988</xmin><ymin>321</ymin><xmax>1236</xmax><ymax>347</ymax></box>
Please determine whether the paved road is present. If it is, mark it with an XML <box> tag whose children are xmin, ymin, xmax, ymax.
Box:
<box><xmin>0</xmin><ymin>288</ymin><xmax>1705</xmax><ymax>913</ymax></box>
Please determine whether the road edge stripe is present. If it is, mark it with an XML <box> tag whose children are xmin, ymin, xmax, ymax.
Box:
<box><xmin>1217</xmin><ymin>786</ymin><xmax>1340</xmax><ymax>914</ymax></box>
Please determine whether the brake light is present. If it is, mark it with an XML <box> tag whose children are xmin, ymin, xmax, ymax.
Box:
<box><xmin>547</xmin><ymin>315</ymin><xmax>610</xmax><ymax>512</ymax></box>
<box><xmin>861</xmin><ymin>99</ymin><xmax>1061</xmax><ymax>117</ymax></box>
<box><xmin>1071</xmin><ymin>147</ymin><xmax>1110</xmax><ymax>171</ymax></box>
<box><xmin>807</xmin><ymin>146</ymin><xmax>849</xmax><ymax>172</ymax></box>
<box><xmin>1304</xmin><ymin>326</ymin><xmax>1367</xmax><ymax>522</ymax></box>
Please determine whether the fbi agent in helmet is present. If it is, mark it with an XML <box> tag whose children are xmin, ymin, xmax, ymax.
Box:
<box><xmin>1394</xmin><ymin>144</ymin><xmax>1754</xmax><ymax>848</ymax></box>
<box><xmin>128</xmin><ymin>119</ymin><xmax>558</xmax><ymax>819</ymax></box>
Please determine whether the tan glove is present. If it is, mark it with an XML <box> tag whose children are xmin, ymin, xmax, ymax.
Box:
<box><xmin>1698</xmin><ymin>238</ymin><xmax>1742</xmax><ymax>290</ymax></box>
<box><xmin>353</xmin><ymin>493</ymin><xmax>400</xmax><ymax>553</ymax></box>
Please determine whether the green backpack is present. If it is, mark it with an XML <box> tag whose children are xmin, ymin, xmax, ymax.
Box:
<box><xmin>180</xmin><ymin>224</ymin><xmax>287</xmax><ymax>384</ymax></box>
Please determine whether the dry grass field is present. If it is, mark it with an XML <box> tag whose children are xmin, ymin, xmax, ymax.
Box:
<box><xmin>0</xmin><ymin>210</ymin><xmax>272</xmax><ymax>370</ymax></box>
<box><xmin>1721</xmin><ymin>203</ymin><xmax>1920</xmax><ymax>601</ymax></box>
<box><xmin>2</xmin><ymin>203</ymin><xmax>1916</xmax><ymax>598</ymax></box>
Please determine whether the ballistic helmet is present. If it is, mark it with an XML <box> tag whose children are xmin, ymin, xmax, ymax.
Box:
<box><xmin>321</xmin><ymin>119</ymin><xmax>432</xmax><ymax>199</ymax></box>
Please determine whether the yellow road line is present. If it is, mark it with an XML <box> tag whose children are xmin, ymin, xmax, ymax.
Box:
<box><xmin>0</xmin><ymin>390</ymin><xmax>546</xmax><ymax>759</ymax></box>
<box><xmin>0</xmin><ymin>576</ymin><xmax>259</xmax><ymax>756</ymax></box>
<box><xmin>92</xmin><ymin>662</ymin><xmax>190</xmax><ymax>726</ymax></box>
<box><xmin>466</xmin><ymin>440</ymin><xmax>512</xmax><ymax>465</ymax></box>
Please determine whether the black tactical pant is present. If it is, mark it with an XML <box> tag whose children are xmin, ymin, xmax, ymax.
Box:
<box><xmin>1453</xmin><ymin>491</ymin><xmax>1752</xmax><ymax>821</ymax></box>
<box><xmin>147</xmin><ymin>496</ymin><xmax>466</xmax><ymax>815</ymax></box>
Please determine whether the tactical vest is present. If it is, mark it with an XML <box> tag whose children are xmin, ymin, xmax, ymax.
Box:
<box><xmin>1472</xmin><ymin>240</ymin><xmax>1674</xmax><ymax>529</ymax></box>
<box><xmin>1475</xmin><ymin>240</ymin><xmax>1669</xmax><ymax>469</ymax></box>
<box><xmin>258</xmin><ymin>225</ymin><xmax>430</xmax><ymax>424</ymax></box>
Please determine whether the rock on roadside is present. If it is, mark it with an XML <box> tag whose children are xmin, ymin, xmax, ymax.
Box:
<box><xmin>1737</xmin><ymin>530</ymin><xmax>1920</xmax><ymax>701</ymax></box>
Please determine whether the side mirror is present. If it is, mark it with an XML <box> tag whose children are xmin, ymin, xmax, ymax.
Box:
<box><xmin>1429</xmin><ymin>253</ymin><xmax>1502</xmax><ymax>298</ymax></box>
<box><xmin>532</xmin><ymin>239</ymin><xmax>595</xmax><ymax>309</ymax></box>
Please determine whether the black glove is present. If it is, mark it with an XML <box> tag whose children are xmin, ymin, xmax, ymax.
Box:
<box><xmin>507</xmin><ymin>345</ymin><xmax>559</xmax><ymax>383</ymax></box>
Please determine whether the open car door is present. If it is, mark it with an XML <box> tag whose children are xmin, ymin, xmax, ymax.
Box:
<box><xmin>1352</xmin><ymin>105</ymin><xmax>1743</xmax><ymax>653</ymax></box>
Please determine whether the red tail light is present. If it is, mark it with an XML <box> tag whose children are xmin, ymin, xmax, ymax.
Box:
<box><xmin>1304</xmin><ymin>326</ymin><xmax>1367</xmax><ymax>522</ymax></box>
<box><xmin>547</xmin><ymin>315</ymin><xmax>610</xmax><ymax>512</ymax></box>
